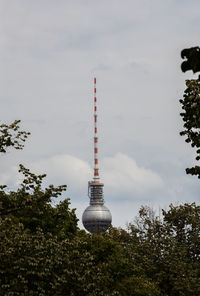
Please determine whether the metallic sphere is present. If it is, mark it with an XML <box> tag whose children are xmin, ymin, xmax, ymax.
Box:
<box><xmin>82</xmin><ymin>204</ymin><xmax>112</xmax><ymax>234</ymax></box>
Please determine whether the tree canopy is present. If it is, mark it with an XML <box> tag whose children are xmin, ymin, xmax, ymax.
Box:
<box><xmin>0</xmin><ymin>120</ymin><xmax>30</xmax><ymax>153</ymax></box>
<box><xmin>180</xmin><ymin>47</ymin><xmax>200</xmax><ymax>178</ymax></box>
<box><xmin>181</xmin><ymin>46</ymin><xmax>200</xmax><ymax>74</ymax></box>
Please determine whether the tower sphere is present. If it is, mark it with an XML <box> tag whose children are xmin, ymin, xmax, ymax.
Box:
<box><xmin>82</xmin><ymin>204</ymin><xmax>112</xmax><ymax>233</ymax></box>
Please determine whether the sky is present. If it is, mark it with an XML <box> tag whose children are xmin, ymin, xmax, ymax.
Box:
<box><xmin>0</xmin><ymin>0</ymin><xmax>199</xmax><ymax>229</ymax></box>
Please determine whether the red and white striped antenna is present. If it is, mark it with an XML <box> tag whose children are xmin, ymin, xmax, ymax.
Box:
<box><xmin>93</xmin><ymin>77</ymin><xmax>100</xmax><ymax>183</ymax></box>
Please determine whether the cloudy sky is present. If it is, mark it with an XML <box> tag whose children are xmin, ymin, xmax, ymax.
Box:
<box><xmin>0</xmin><ymin>0</ymin><xmax>199</xmax><ymax>228</ymax></box>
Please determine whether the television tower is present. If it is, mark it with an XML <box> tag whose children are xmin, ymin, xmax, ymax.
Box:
<box><xmin>82</xmin><ymin>78</ymin><xmax>112</xmax><ymax>234</ymax></box>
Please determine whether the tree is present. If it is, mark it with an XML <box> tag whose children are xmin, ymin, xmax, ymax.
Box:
<box><xmin>84</xmin><ymin>230</ymin><xmax>161</xmax><ymax>296</ymax></box>
<box><xmin>180</xmin><ymin>47</ymin><xmax>200</xmax><ymax>178</ymax></box>
<box><xmin>127</xmin><ymin>204</ymin><xmax>200</xmax><ymax>296</ymax></box>
<box><xmin>0</xmin><ymin>120</ymin><xmax>30</xmax><ymax>153</ymax></box>
<box><xmin>0</xmin><ymin>120</ymin><xmax>82</xmax><ymax>295</ymax></box>
<box><xmin>0</xmin><ymin>164</ymin><xmax>78</xmax><ymax>239</ymax></box>
<box><xmin>0</xmin><ymin>221</ymin><xmax>104</xmax><ymax>296</ymax></box>
<box><xmin>180</xmin><ymin>79</ymin><xmax>200</xmax><ymax>178</ymax></box>
<box><xmin>181</xmin><ymin>46</ymin><xmax>200</xmax><ymax>74</ymax></box>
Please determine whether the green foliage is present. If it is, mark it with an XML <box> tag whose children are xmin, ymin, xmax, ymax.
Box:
<box><xmin>127</xmin><ymin>204</ymin><xmax>200</xmax><ymax>296</ymax></box>
<box><xmin>1</xmin><ymin>195</ymin><xmax>199</xmax><ymax>295</ymax></box>
<box><xmin>0</xmin><ymin>164</ymin><xmax>78</xmax><ymax>238</ymax></box>
<box><xmin>180</xmin><ymin>46</ymin><xmax>200</xmax><ymax>179</ymax></box>
<box><xmin>181</xmin><ymin>47</ymin><xmax>200</xmax><ymax>74</ymax></box>
<box><xmin>0</xmin><ymin>221</ymin><xmax>102</xmax><ymax>296</ymax></box>
<box><xmin>0</xmin><ymin>120</ymin><xmax>30</xmax><ymax>153</ymax></box>
<box><xmin>180</xmin><ymin>79</ymin><xmax>200</xmax><ymax>178</ymax></box>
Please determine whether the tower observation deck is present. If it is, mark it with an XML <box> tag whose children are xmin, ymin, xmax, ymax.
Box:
<box><xmin>82</xmin><ymin>78</ymin><xmax>112</xmax><ymax>234</ymax></box>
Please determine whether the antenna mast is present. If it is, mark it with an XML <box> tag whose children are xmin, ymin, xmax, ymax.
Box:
<box><xmin>94</xmin><ymin>77</ymin><xmax>100</xmax><ymax>183</ymax></box>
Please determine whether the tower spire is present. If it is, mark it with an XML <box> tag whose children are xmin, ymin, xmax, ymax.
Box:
<box><xmin>94</xmin><ymin>77</ymin><xmax>99</xmax><ymax>182</ymax></box>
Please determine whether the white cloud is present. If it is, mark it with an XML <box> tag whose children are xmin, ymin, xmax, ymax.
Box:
<box><xmin>27</xmin><ymin>153</ymin><xmax>163</xmax><ymax>200</ymax></box>
<box><xmin>0</xmin><ymin>150</ymin><xmax>198</xmax><ymax>228</ymax></box>
<box><xmin>102</xmin><ymin>153</ymin><xmax>163</xmax><ymax>197</ymax></box>
<box><xmin>0</xmin><ymin>152</ymin><xmax>163</xmax><ymax>196</ymax></box>
<box><xmin>28</xmin><ymin>154</ymin><xmax>92</xmax><ymax>195</ymax></box>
